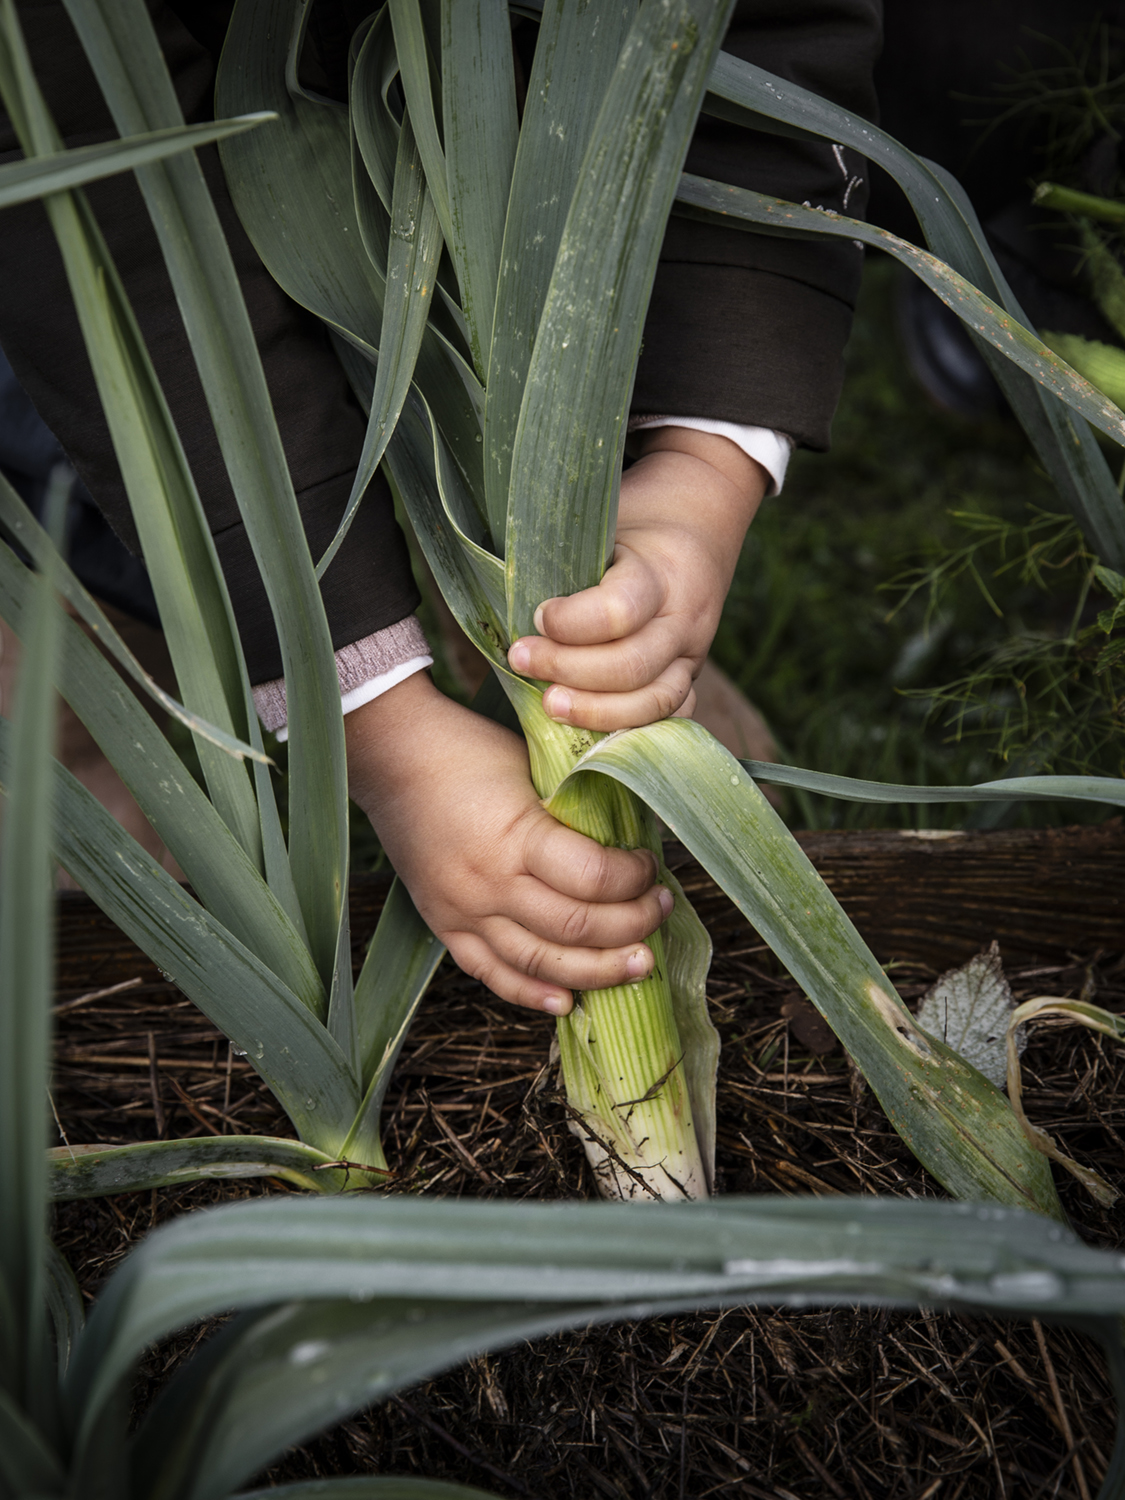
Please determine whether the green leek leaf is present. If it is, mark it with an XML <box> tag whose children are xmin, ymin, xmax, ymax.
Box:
<box><xmin>388</xmin><ymin>0</ymin><xmax>452</xmax><ymax>246</ymax></box>
<box><xmin>675</xmin><ymin>175</ymin><xmax>1125</xmax><ymax>450</ymax></box>
<box><xmin>46</xmin><ymin>1136</ymin><xmax>380</xmax><ymax>1200</ymax></box>
<box><xmin>0</xmin><ymin>464</ymin><xmax>64</xmax><ymax>1427</ymax></box>
<box><xmin>0</xmin><ymin>112</ymin><xmax>272</xmax><ymax>209</ymax></box>
<box><xmin>555</xmin><ymin>719</ymin><xmax>1063</xmax><ymax>1215</ymax></box>
<box><xmin>384</xmin><ymin>395</ymin><xmax>509</xmax><ymax>663</ymax></box>
<box><xmin>66</xmin><ymin>0</ymin><xmax>350</xmax><ymax>981</ymax></box>
<box><xmin>440</xmin><ymin>0</ymin><xmax>518</xmax><ymax>377</ymax></box>
<box><xmin>66</xmin><ymin>1192</ymin><xmax>1125</xmax><ymax>1455</ymax></box>
<box><xmin>351</xmin><ymin>7</ymin><xmax>400</xmax><ymax>212</ymax></box>
<box><xmin>0</xmin><ymin>475</ymin><xmax>269</xmax><ymax>765</ymax></box>
<box><xmin>132</xmin><ymin>1298</ymin><xmax>547</xmax><ymax>1498</ymax></box>
<box><xmin>0</xmin><ymin>13</ymin><xmax>266</xmax><ymax>866</ymax></box>
<box><xmin>316</xmin><ymin>112</ymin><xmax>445</xmax><ymax>579</ymax></box>
<box><xmin>701</xmin><ymin>50</ymin><xmax>1125</xmax><ymax>568</ymax></box>
<box><xmin>42</xmin><ymin>1243</ymin><xmax>83</xmax><ymax>1381</ymax></box>
<box><xmin>0</xmin><ymin>719</ymin><xmax>360</xmax><ymax>1154</ymax></box>
<box><xmin>484</xmin><ymin>0</ymin><xmax>635</xmax><ymax>545</ymax></box>
<box><xmin>505</xmin><ymin>0</ymin><xmax>735</xmax><ymax>639</ymax></box>
<box><xmin>740</xmin><ymin>760</ymin><xmax>1125</xmax><ymax>807</ymax></box>
<box><xmin>354</xmin><ymin>878</ymin><xmax>445</xmax><ymax>1099</ymax></box>
<box><xmin>220</xmin><ymin>0</ymin><xmax>486</xmax><ymax>542</ymax></box>
<box><xmin>0</xmin><ymin>538</ymin><xmax>325</xmax><ymax>1013</ymax></box>
<box><xmin>0</xmin><ymin>1386</ymin><xmax>64</xmax><ymax>1495</ymax></box>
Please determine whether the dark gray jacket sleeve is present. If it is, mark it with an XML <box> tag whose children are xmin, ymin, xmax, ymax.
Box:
<box><xmin>635</xmin><ymin>0</ymin><xmax>882</xmax><ymax>449</ymax></box>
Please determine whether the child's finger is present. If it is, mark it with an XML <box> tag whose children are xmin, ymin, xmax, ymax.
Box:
<box><xmin>531</xmin><ymin>549</ymin><xmax>663</xmax><ymax>647</ymax></box>
<box><xmin>540</xmin><ymin>662</ymin><xmax>695</xmax><ymax>732</ymax></box>
<box><xmin>443</xmin><ymin>931</ymin><xmax>575</xmax><ymax>1014</ymax></box>
<box><xmin>475</xmin><ymin>916</ymin><xmax>659</xmax><ymax>996</ymax></box>
<box><xmin>523</xmin><ymin>816</ymin><xmax>662</xmax><ymax>903</ymax></box>
<box><xmin>508</xmin><ymin>873</ymin><xmax>672</xmax><ymax>951</ymax></box>
<box><xmin>510</xmin><ymin>616</ymin><xmax>682</xmax><ymax>693</ymax></box>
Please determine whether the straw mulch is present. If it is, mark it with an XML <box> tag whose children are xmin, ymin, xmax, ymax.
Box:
<box><xmin>50</xmin><ymin>847</ymin><xmax>1125</xmax><ymax>1500</ymax></box>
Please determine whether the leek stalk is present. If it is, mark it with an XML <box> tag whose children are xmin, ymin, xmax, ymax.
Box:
<box><xmin>514</xmin><ymin>684</ymin><xmax>709</xmax><ymax>1199</ymax></box>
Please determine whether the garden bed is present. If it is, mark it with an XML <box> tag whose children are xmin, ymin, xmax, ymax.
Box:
<box><xmin>51</xmin><ymin>824</ymin><xmax>1125</xmax><ymax>1499</ymax></box>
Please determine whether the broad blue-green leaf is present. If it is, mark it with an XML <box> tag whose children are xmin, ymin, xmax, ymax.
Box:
<box><xmin>740</xmin><ymin>760</ymin><xmax>1125</xmax><ymax>808</ymax></box>
<box><xmin>385</xmin><ymin>394</ymin><xmax>508</xmax><ymax>661</ymax></box>
<box><xmin>0</xmin><ymin>8</ymin><xmax>266</xmax><ymax>866</ymax></box>
<box><xmin>440</xmin><ymin>0</ymin><xmax>518</xmax><ymax>377</ymax></box>
<box><xmin>700</xmin><ymin>50</ymin><xmax>1125</xmax><ymax>569</ymax></box>
<box><xmin>221</xmin><ymin>0</ymin><xmax>386</xmax><ymax>350</ymax></box>
<box><xmin>505</xmin><ymin>0</ymin><xmax>735</xmax><ymax>640</ymax></box>
<box><xmin>43</xmin><ymin>1243</ymin><xmax>82</xmax><ymax>1380</ymax></box>
<box><xmin>388</xmin><ymin>0</ymin><xmax>451</xmax><ymax>245</ymax></box>
<box><xmin>354</xmin><ymin>878</ymin><xmax>444</xmax><ymax>1095</ymax></box>
<box><xmin>551</xmin><ymin>718</ymin><xmax>1062</xmax><ymax>1216</ymax></box>
<box><xmin>47</xmin><ymin>1136</ymin><xmax>383</xmax><ymax>1200</ymax></box>
<box><xmin>220</xmin><ymin>0</ymin><xmax>486</xmax><ymax>545</ymax></box>
<box><xmin>65</xmin><ymin>1192</ymin><xmax>1125</xmax><ymax>1457</ymax></box>
<box><xmin>350</xmin><ymin>87</ymin><xmax>392</xmax><ymax>285</ymax></box>
<box><xmin>0</xmin><ymin>719</ymin><xmax>359</xmax><ymax>1155</ymax></box>
<box><xmin>0</xmin><ymin>474</ymin><xmax>268</xmax><ymax>764</ymax></box>
<box><xmin>0</xmin><ymin>112</ymin><xmax>272</xmax><ymax>209</ymax></box>
<box><xmin>484</xmin><ymin>0</ymin><xmax>635</xmax><ymax>546</ymax></box>
<box><xmin>317</xmin><ymin>112</ymin><xmax>445</xmax><ymax>579</ymax></box>
<box><xmin>344</xmin><ymin>879</ymin><xmax>445</xmax><ymax>1168</ymax></box>
<box><xmin>675</xmin><ymin>174</ymin><xmax>1125</xmax><ymax>449</ymax></box>
<box><xmin>326</xmin><ymin>904</ymin><xmax>359</xmax><ymax>1085</ymax></box>
<box><xmin>0</xmin><ymin>537</ymin><xmax>324</xmax><ymax>1013</ymax></box>
<box><xmin>351</xmin><ymin>6</ymin><xmax>399</xmax><ymax>212</ymax></box>
<box><xmin>0</xmin><ymin>467</ymin><xmax>64</xmax><ymax>1427</ymax></box>
<box><xmin>0</xmin><ymin>1386</ymin><xmax>64</xmax><ymax>1495</ymax></box>
<box><xmin>132</xmin><ymin>1298</ymin><xmax>548</xmax><ymax>1500</ymax></box>
<box><xmin>66</xmin><ymin>0</ymin><xmax>349</xmax><ymax>983</ymax></box>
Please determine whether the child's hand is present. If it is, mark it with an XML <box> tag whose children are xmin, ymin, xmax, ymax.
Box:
<box><xmin>506</xmin><ymin>427</ymin><xmax>767</xmax><ymax>732</ymax></box>
<box><xmin>344</xmin><ymin>672</ymin><xmax>671</xmax><ymax>1015</ymax></box>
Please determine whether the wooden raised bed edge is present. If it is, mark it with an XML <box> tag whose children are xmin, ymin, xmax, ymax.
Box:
<box><xmin>55</xmin><ymin>820</ymin><xmax>1124</xmax><ymax>999</ymax></box>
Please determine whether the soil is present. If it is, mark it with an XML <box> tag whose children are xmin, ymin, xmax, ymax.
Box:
<box><xmin>50</xmin><ymin>832</ymin><xmax>1125</xmax><ymax>1500</ymax></box>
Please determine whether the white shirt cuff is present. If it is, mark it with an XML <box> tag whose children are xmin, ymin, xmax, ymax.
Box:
<box><xmin>627</xmin><ymin>415</ymin><xmax>794</xmax><ymax>497</ymax></box>
<box><xmin>252</xmin><ymin>615</ymin><xmax>432</xmax><ymax>743</ymax></box>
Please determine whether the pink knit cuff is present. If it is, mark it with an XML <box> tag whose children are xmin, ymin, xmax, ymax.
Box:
<box><xmin>252</xmin><ymin>615</ymin><xmax>432</xmax><ymax>735</ymax></box>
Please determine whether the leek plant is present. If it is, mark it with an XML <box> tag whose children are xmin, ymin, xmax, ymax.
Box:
<box><xmin>9</xmin><ymin>484</ymin><xmax>1125</xmax><ymax>1500</ymax></box>
<box><xmin>2</xmin><ymin>0</ymin><xmax>1124</xmax><ymax>1210</ymax></box>
<box><xmin>214</xmin><ymin>0</ymin><xmax>1125</xmax><ymax>1208</ymax></box>
<box><xmin>3</xmin><ymin>477</ymin><xmax>1120</xmax><ymax>1500</ymax></box>
<box><xmin>0</xmin><ymin>0</ymin><xmax>446</xmax><ymax>1196</ymax></box>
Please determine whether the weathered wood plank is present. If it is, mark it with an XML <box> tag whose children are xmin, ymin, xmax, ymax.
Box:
<box><xmin>666</xmin><ymin>820</ymin><xmax>1125</xmax><ymax>970</ymax></box>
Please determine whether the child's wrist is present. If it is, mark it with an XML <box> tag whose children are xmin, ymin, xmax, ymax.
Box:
<box><xmin>621</xmin><ymin>434</ymin><xmax>766</xmax><ymax>562</ymax></box>
<box><xmin>632</xmin><ymin>424</ymin><xmax>768</xmax><ymax>520</ymax></box>
<box><xmin>343</xmin><ymin>669</ymin><xmax>447</xmax><ymax>805</ymax></box>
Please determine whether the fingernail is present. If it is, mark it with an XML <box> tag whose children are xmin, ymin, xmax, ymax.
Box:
<box><xmin>533</xmin><ymin>604</ymin><xmax>546</xmax><ymax>635</ymax></box>
<box><xmin>542</xmin><ymin>992</ymin><xmax>571</xmax><ymax>1015</ymax></box>
<box><xmin>508</xmin><ymin>640</ymin><xmax>531</xmax><ymax>673</ymax></box>
<box><xmin>657</xmin><ymin>886</ymin><xmax>675</xmax><ymax>918</ymax></box>
<box><xmin>626</xmin><ymin>948</ymin><xmax>652</xmax><ymax>979</ymax></box>
<box><xmin>544</xmin><ymin>687</ymin><xmax>572</xmax><ymax>721</ymax></box>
